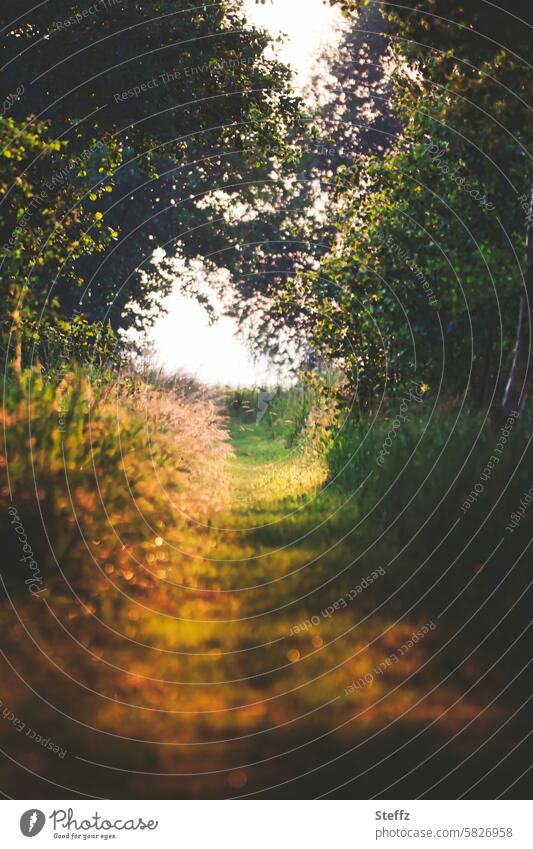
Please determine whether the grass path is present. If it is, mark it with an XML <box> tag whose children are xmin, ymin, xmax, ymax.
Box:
<box><xmin>0</xmin><ymin>415</ymin><xmax>520</xmax><ymax>799</ymax></box>
<box><xmin>116</xmin><ymin>419</ymin><xmax>508</xmax><ymax>798</ymax></box>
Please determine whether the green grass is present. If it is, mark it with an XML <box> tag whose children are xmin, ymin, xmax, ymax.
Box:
<box><xmin>0</xmin><ymin>376</ymin><xmax>531</xmax><ymax>798</ymax></box>
<box><xmin>228</xmin><ymin>418</ymin><xmax>328</xmax><ymax>511</ymax></box>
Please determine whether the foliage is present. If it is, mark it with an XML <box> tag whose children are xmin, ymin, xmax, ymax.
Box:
<box><xmin>275</xmin><ymin>1</ymin><xmax>533</xmax><ymax>405</ymax></box>
<box><xmin>207</xmin><ymin>2</ymin><xmax>399</xmax><ymax>359</ymax></box>
<box><xmin>282</xmin><ymin>98</ymin><xmax>523</xmax><ymax>403</ymax></box>
<box><xmin>0</xmin><ymin>1</ymin><xmax>304</xmax><ymax>356</ymax></box>
<box><xmin>0</xmin><ymin>116</ymin><xmax>121</xmax><ymax>363</ymax></box>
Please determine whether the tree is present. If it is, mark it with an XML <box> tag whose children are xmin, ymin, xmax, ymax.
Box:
<box><xmin>0</xmin><ymin>0</ymin><xmax>303</xmax><ymax>349</ymax></box>
<box><xmin>322</xmin><ymin>0</ymin><xmax>533</xmax><ymax>407</ymax></box>
<box><xmin>182</xmin><ymin>1</ymin><xmax>399</xmax><ymax>362</ymax></box>
<box><xmin>501</xmin><ymin>182</ymin><xmax>533</xmax><ymax>416</ymax></box>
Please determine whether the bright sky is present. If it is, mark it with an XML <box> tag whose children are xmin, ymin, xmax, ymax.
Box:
<box><xmin>148</xmin><ymin>290</ymin><xmax>279</xmax><ymax>385</ymax></box>
<box><xmin>241</xmin><ymin>0</ymin><xmax>343</xmax><ymax>92</ymax></box>
<box><xmin>149</xmin><ymin>0</ymin><xmax>343</xmax><ymax>386</ymax></box>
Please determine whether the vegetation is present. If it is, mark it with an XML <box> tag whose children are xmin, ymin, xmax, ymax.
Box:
<box><xmin>276</xmin><ymin>0</ymin><xmax>533</xmax><ymax>407</ymax></box>
<box><xmin>0</xmin><ymin>0</ymin><xmax>304</xmax><ymax>361</ymax></box>
<box><xmin>0</xmin><ymin>0</ymin><xmax>531</xmax><ymax>800</ymax></box>
<box><xmin>2</xmin><ymin>365</ymin><xmax>231</xmax><ymax>594</ymax></box>
<box><xmin>2</xmin><ymin>375</ymin><xmax>531</xmax><ymax>796</ymax></box>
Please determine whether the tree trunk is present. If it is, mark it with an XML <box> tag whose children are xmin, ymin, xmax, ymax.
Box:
<box><xmin>500</xmin><ymin>181</ymin><xmax>533</xmax><ymax>418</ymax></box>
<box><xmin>12</xmin><ymin>308</ymin><xmax>22</xmax><ymax>374</ymax></box>
<box><xmin>478</xmin><ymin>311</ymin><xmax>495</xmax><ymax>406</ymax></box>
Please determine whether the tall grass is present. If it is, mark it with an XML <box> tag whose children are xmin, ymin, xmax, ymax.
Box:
<box><xmin>1</xmin><ymin>372</ymin><xmax>530</xmax><ymax>797</ymax></box>
<box><xmin>325</xmin><ymin>392</ymin><xmax>533</xmax><ymax>627</ymax></box>
<box><xmin>224</xmin><ymin>372</ymin><xmax>338</xmax><ymax>450</ymax></box>
<box><xmin>1</xmin><ymin>365</ymin><xmax>231</xmax><ymax>599</ymax></box>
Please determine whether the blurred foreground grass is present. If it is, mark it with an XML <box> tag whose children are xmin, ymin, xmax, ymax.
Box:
<box><xmin>0</xmin><ymin>373</ymin><xmax>531</xmax><ymax>798</ymax></box>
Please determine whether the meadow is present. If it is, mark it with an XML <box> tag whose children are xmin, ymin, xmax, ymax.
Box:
<box><xmin>1</xmin><ymin>369</ymin><xmax>530</xmax><ymax>798</ymax></box>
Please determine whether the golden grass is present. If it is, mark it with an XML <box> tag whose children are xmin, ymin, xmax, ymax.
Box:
<box><xmin>0</xmin><ymin>374</ymin><xmax>517</xmax><ymax>798</ymax></box>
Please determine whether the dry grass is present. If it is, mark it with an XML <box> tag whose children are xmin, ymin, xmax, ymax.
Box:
<box><xmin>1</xmin><ymin>366</ymin><xmax>232</xmax><ymax>598</ymax></box>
